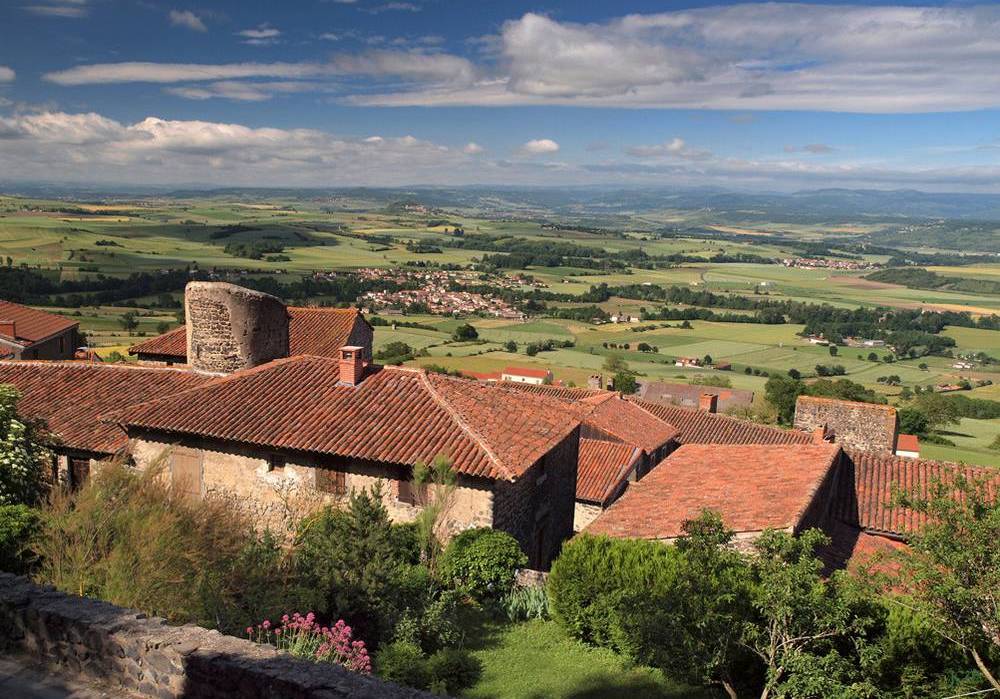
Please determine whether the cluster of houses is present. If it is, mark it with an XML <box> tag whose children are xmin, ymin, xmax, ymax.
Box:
<box><xmin>782</xmin><ymin>257</ymin><xmax>881</xmax><ymax>271</ymax></box>
<box><xmin>0</xmin><ymin>282</ymin><xmax>994</xmax><ymax>572</ymax></box>
<box><xmin>352</xmin><ymin>268</ymin><xmax>526</xmax><ymax>319</ymax></box>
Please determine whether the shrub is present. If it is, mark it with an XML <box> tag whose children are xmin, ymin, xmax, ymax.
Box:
<box><xmin>33</xmin><ymin>460</ymin><xmax>293</xmax><ymax>633</ymax></box>
<box><xmin>375</xmin><ymin>640</ymin><xmax>430</xmax><ymax>689</ymax></box>
<box><xmin>438</xmin><ymin>528</ymin><xmax>526</xmax><ymax>599</ymax></box>
<box><xmin>0</xmin><ymin>385</ymin><xmax>49</xmax><ymax>506</ymax></box>
<box><xmin>247</xmin><ymin>612</ymin><xmax>371</xmax><ymax>674</ymax></box>
<box><xmin>426</xmin><ymin>647</ymin><xmax>482</xmax><ymax>695</ymax></box>
<box><xmin>501</xmin><ymin>584</ymin><xmax>549</xmax><ymax>622</ymax></box>
<box><xmin>547</xmin><ymin>534</ymin><xmax>682</xmax><ymax>652</ymax></box>
<box><xmin>392</xmin><ymin>588</ymin><xmax>463</xmax><ymax>654</ymax></box>
<box><xmin>0</xmin><ymin>504</ymin><xmax>40</xmax><ymax>573</ymax></box>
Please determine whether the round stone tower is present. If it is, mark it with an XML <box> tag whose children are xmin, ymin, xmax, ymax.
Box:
<box><xmin>184</xmin><ymin>281</ymin><xmax>289</xmax><ymax>374</ymax></box>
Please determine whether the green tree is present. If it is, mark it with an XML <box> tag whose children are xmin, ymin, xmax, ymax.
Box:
<box><xmin>612</xmin><ymin>371</ymin><xmax>638</xmax><ymax>395</ymax></box>
<box><xmin>602</xmin><ymin>353</ymin><xmax>629</xmax><ymax>374</ymax></box>
<box><xmin>118</xmin><ymin>311</ymin><xmax>139</xmax><ymax>332</ymax></box>
<box><xmin>0</xmin><ymin>385</ymin><xmax>48</xmax><ymax>506</ymax></box>
<box><xmin>411</xmin><ymin>454</ymin><xmax>457</xmax><ymax>572</ymax></box>
<box><xmin>503</xmin><ymin>340</ymin><xmax>517</xmax><ymax>353</ymax></box>
<box><xmin>451</xmin><ymin>323</ymin><xmax>478</xmax><ymax>341</ymax></box>
<box><xmin>898</xmin><ymin>406</ymin><xmax>929</xmax><ymax>437</ymax></box>
<box><xmin>913</xmin><ymin>393</ymin><xmax>961</xmax><ymax>431</ymax></box>
<box><xmin>764</xmin><ymin>375</ymin><xmax>804</xmax><ymax>425</ymax></box>
<box><xmin>891</xmin><ymin>476</ymin><xmax>1000</xmax><ymax>691</ymax></box>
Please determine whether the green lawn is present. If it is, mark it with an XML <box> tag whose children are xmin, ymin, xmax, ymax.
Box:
<box><xmin>463</xmin><ymin>620</ymin><xmax>711</xmax><ymax>699</ymax></box>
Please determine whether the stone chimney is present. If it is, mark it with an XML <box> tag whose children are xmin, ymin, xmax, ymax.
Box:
<box><xmin>587</xmin><ymin>374</ymin><xmax>604</xmax><ymax>391</ymax></box>
<box><xmin>699</xmin><ymin>393</ymin><xmax>718</xmax><ymax>413</ymax></box>
<box><xmin>812</xmin><ymin>425</ymin><xmax>832</xmax><ymax>444</ymax></box>
<box><xmin>0</xmin><ymin>320</ymin><xmax>14</xmax><ymax>339</ymax></box>
<box><xmin>338</xmin><ymin>346</ymin><xmax>365</xmax><ymax>386</ymax></box>
<box><xmin>185</xmin><ymin>282</ymin><xmax>289</xmax><ymax>375</ymax></box>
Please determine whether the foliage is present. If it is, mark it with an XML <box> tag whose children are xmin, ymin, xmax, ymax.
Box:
<box><xmin>0</xmin><ymin>385</ymin><xmax>49</xmax><ymax>506</ymax></box>
<box><xmin>891</xmin><ymin>475</ymin><xmax>1000</xmax><ymax>691</ymax></box>
<box><xmin>452</xmin><ymin>323</ymin><xmax>479</xmax><ymax>341</ymax></box>
<box><xmin>374</xmin><ymin>341</ymin><xmax>414</xmax><ymax>363</ymax></box>
<box><xmin>438</xmin><ymin>527</ymin><xmax>527</xmax><ymax>600</ymax></box>
<box><xmin>501</xmin><ymin>585</ymin><xmax>550</xmax><ymax>622</ymax></box>
<box><xmin>426</xmin><ymin>647</ymin><xmax>483</xmax><ymax>695</ymax></box>
<box><xmin>612</xmin><ymin>371</ymin><xmax>639</xmax><ymax>395</ymax></box>
<box><xmin>897</xmin><ymin>407</ymin><xmax>930</xmax><ymax>437</ymax></box>
<box><xmin>375</xmin><ymin>640</ymin><xmax>481</xmax><ymax>694</ymax></box>
<box><xmin>411</xmin><ymin>454</ymin><xmax>457</xmax><ymax>571</ymax></box>
<box><xmin>246</xmin><ymin>612</ymin><xmax>371</xmax><ymax>674</ymax></box>
<box><xmin>0</xmin><ymin>504</ymin><xmax>41</xmax><ymax>574</ymax></box>
<box><xmin>763</xmin><ymin>375</ymin><xmax>804</xmax><ymax>425</ymax></box>
<box><xmin>33</xmin><ymin>460</ymin><xmax>299</xmax><ymax>634</ymax></box>
<box><xmin>913</xmin><ymin>393</ymin><xmax>962</xmax><ymax>430</ymax></box>
<box><xmin>601</xmin><ymin>353</ymin><xmax>628</xmax><ymax>374</ymax></box>
<box><xmin>392</xmin><ymin>587</ymin><xmax>464</xmax><ymax>654</ymax></box>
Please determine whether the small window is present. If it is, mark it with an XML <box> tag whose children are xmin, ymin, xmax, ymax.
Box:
<box><xmin>69</xmin><ymin>457</ymin><xmax>90</xmax><ymax>490</ymax></box>
<box><xmin>267</xmin><ymin>454</ymin><xmax>286</xmax><ymax>472</ymax></box>
<box><xmin>397</xmin><ymin>477</ymin><xmax>426</xmax><ymax>505</ymax></box>
<box><xmin>316</xmin><ymin>468</ymin><xmax>346</xmax><ymax>496</ymax></box>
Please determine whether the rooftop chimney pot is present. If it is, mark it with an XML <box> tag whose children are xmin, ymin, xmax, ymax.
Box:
<box><xmin>699</xmin><ymin>393</ymin><xmax>718</xmax><ymax>413</ymax></box>
<box><xmin>339</xmin><ymin>345</ymin><xmax>365</xmax><ymax>386</ymax></box>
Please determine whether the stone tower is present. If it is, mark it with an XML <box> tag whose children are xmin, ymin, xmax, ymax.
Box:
<box><xmin>185</xmin><ymin>282</ymin><xmax>289</xmax><ymax>374</ymax></box>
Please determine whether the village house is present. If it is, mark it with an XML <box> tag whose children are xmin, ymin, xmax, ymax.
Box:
<box><xmin>501</xmin><ymin>366</ymin><xmax>552</xmax><ymax>385</ymax></box>
<box><xmin>0</xmin><ymin>300</ymin><xmax>80</xmax><ymax>361</ymax></box>
<box><xmin>637</xmin><ymin>380</ymin><xmax>754</xmax><ymax>413</ymax></box>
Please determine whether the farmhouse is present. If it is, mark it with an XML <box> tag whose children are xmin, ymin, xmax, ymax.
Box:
<box><xmin>501</xmin><ymin>366</ymin><xmax>552</xmax><ymax>385</ymax></box>
<box><xmin>637</xmin><ymin>380</ymin><xmax>754</xmax><ymax>413</ymax></box>
<box><xmin>0</xmin><ymin>300</ymin><xmax>79</xmax><ymax>361</ymax></box>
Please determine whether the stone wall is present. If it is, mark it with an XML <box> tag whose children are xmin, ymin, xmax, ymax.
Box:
<box><xmin>794</xmin><ymin>396</ymin><xmax>898</xmax><ymax>455</ymax></box>
<box><xmin>0</xmin><ymin>573</ymin><xmax>428</xmax><ymax>699</ymax></box>
<box><xmin>130</xmin><ymin>436</ymin><xmax>494</xmax><ymax>537</ymax></box>
<box><xmin>185</xmin><ymin>282</ymin><xmax>289</xmax><ymax>375</ymax></box>
<box><xmin>348</xmin><ymin>320</ymin><xmax>375</xmax><ymax>361</ymax></box>
<box><xmin>573</xmin><ymin>501</ymin><xmax>602</xmax><ymax>532</ymax></box>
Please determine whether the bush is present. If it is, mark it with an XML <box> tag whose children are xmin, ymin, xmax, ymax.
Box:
<box><xmin>0</xmin><ymin>385</ymin><xmax>49</xmax><ymax>506</ymax></box>
<box><xmin>501</xmin><ymin>584</ymin><xmax>549</xmax><ymax>622</ymax></box>
<box><xmin>438</xmin><ymin>528</ymin><xmax>526</xmax><ymax>599</ymax></box>
<box><xmin>33</xmin><ymin>460</ymin><xmax>296</xmax><ymax>634</ymax></box>
<box><xmin>426</xmin><ymin>647</ymin><xmax>482</xmax><ymax>695</ymax></box>
<box><xmin>392</xmin><ymin>588</ymin><xmax>463</xmax><ymax>654</ymax></box>
<box><xmin>375</xmin><ymin>641</ymin><xmax>430</xmax><ymax>689</ymax></box>
<box><xmin>0</xmin><ymin>504</ymin><xmax>40</xmax><ymax>573</ymax></box>
<box><xmin>547</xmin><ymin>534</ymin><xmax>682</xmax><ymax>652</ymax></box>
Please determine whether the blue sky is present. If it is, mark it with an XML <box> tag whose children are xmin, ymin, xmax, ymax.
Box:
<box><xmin>0</xmin><ymin>0</ymin><xmax>998</xmax><ymax>191</ymax></box>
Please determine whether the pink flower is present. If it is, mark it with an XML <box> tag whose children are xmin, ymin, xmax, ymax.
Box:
<box><xmin>262</xmin><ymin>620</ymin><xmax>271</xmax><ymax>630</ymax></box>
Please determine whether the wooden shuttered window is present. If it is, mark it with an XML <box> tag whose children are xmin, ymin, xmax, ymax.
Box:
<box><xmin>316</xmin><ymin>468</ymin><xmax>347</xmax><ymax>496</ymax></box>
<box><xmin>170</xmin><ymin>447</ymin><xmax>203</xmax><ymax>500</ymax></box>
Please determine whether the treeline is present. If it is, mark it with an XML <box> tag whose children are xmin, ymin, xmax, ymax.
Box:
<box><xmin>0</xmin><ymin>266</ymin><xmax>203</xmax><ymax>306</ymax></box>
<box><xmin>224</xmin><ymin>240</ymin><xmax>286</xmax><ymax>259</ymax></box>
<box><xmin>867</xmin><ymin>267</ymin><xmax>1000</xmax><ymax>296</ymax></box>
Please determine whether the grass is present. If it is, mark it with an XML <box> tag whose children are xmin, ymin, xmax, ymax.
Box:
<box><xmin>462</xmin><ymin>619</ymin><xmax>710</xmax><ymax>699</ymax></box>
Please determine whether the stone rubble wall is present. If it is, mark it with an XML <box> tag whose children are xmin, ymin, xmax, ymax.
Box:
<box><xmin>0</xmin><ymin>573</ymin><xmax>429</xmax><ymax>699</ymax></box>
<box><xmin>794</xmin><ymin>396</ymin><xmax>898</xmax><ymax>455</ymax></box>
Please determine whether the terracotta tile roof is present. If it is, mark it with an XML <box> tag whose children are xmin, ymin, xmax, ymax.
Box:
<box><xmin>895</xmin><ymin>434</ymin><xmax>919</xmax><ymax>453</ymax></box>
<box><xmin>576</xmin><ymin>438</ymin><xmax>642</xmax><ymax>505</ymax></box>
<box><xmin>816</xmin><ymin>518</ymin><xmax>908</xmax><ymax>574</ymax></box>
<box><xmin>586</xmin><ymin>443</ymin><xmax>841</xmax><ymax>540</ymax></box>
<box><xmin>111</xmin><ymin>357</ymin><xmax>581</xmax><ymax>481</ymax></box>
<box><xmin>638</xmin><ymin>381</ymin><xmax>754</xmax><ymax>412</ymax></box>
<box><xmin>577</xmin><ymin>394</ymin><xmax>679</xmax><ymax>454</ymax></box>
<box><xmin>0</xmin><ymin>301</ymin><xmax>78</xmax><ymax>347</ymax></box>
<box><xmin>832</xmin><ymin>450</ymin><xmax>1000</xmax><ymax>538</ymax></box>
<box><xmin>127</xmin><ymin>326</ymin><xmax>186</xmax><ymax>358</ymax></box>
<box><xmin>0</xmin><ymin>361</ymin><xmax>212</xmax><ymax>454</ymax></box>
<box><xmin>490</xmin><ymin>382</ymin><xmax>604</xmax><ymax>401</ymax></box>
<box><xmin>128</xmin><ymin>307</ymin><xmax>368</xmax><ymax>360</ymax></box>
<box><xmin>629</xmin><ymin>398</ymin><xmax>813</xmax><ymax>446</ymax></box>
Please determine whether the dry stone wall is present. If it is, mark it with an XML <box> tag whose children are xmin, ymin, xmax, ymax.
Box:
<box><xmin>0</xmin><ymin>573</ymin><xmax>429</xmax><ymax>699</ymax></box>
<box><xmin>794</xmin><ymin>396</ymin><xmax>898</xmax><ymax>455</ymax></box>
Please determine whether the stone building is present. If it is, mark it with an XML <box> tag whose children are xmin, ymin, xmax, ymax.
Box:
<box><xmin>129</xmin><ymin>285</ymin><xmax>373</xmax><ymax>367</ymax></box>
<box><xmin>0</xmin><ymin>300</ymin><xmax>79</xmax><ymax>361</ymax></box>
<box><xmin>793</xmin><ymin>395</ymin><xmax>898</xmax><ymax>454</ymax></box>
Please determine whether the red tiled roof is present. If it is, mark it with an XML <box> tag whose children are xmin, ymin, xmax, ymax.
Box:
<box><xmin>629</xmin><ymin>398</ymin><xmax>813</xmax><ymax>446</ymax></box>
<box><xmin>128</xmin><ymin>307</ymin><xmax>368</xmax><ymax>360</ymax></box>
<box><xmin>576</xmin><ymin>438</ymin><xmax>641</xmax><ymax>504</ymax></box>
<box><xmin>578</xmin><ymin>394</ymin><xmax>679</xmax><ymax>454</ymax></box>
<box><xmin>489</xmin><ymin>382</ymin><xmax>604</xmax><ymax>401</ymax></box>
<box><xmin>111</xmin><ymin>357</ymin><xmax>581</xmax><ymax>481</ymax></box>
<box><xmin>0</xmin><ymin>301</ymin><xmax>78</xmax><ymax>347</ymax></box>
<box><xmin>895</xmin><ymin>434</ymin><xmax>919</xmax><ymax>453</ymax></box>
<box><xmin>0</xmin><ymin>361</ymin><xmax>212</xmax><ymax>454</ymax></box>
<box><xmin>833</xmin><ymin>450</ymin><xmax>999</xmax><ymax>538</ymax></box>
<box><xmin>586</xmin><ymin>443</ymin><xmax>841</xmax><ymax>540</ymax></box>
<box><xmin>502</xmin><ymin>366</ymin><xmax>551</xmax><ymax>380</ymax></box>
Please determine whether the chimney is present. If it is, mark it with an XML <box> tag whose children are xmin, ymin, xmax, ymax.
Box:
<box><xmin>587</xmin><ymin>374</ymin><xmax>604</xmax><ymax>391</ymax></box>
<box><xmin>339</xmin><ymin>346</ymin><xmax>365</xmax><ymax>386</ymax></box>
<box><xmin>699</xmin><ymin>393</ymin><xmax>718</xmax><ymax>413</ymax></box>
<box><xmin>0</xmin><ymin>321</ymin><xmax>14</xmax><ymax>339</ymax></box>
<box><xmin>812</xmin><ymin>426</ymin><xmax>832</xmax><ymax>444</ymax></box>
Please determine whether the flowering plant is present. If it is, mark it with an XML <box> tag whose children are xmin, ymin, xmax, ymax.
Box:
<box><xmin>247</xmin><ymin>612</ymin><xmax>371</xmax><ymax>674</ymax></box>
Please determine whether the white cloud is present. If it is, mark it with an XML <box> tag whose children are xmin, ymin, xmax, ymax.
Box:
<box><xmin>0</xmin><ymin>67</ymin><xmax>15</xmax><ymax>83</ymax></box>
<box><xmin>237</xmin><ymin>24</ymin><xmax>282</xmax><ymax>46</ymax></box>
<box><xmin>23</xmin><ymin>1</ymin><xmax>87</xmax><ymax>18</ymax></box>
<box><xmin>520</xmin><ymin>138</ymin><xmax>559</xmax><ymax>155</ymax></box>
<box><xmin>44</xmin><ymin>62</ymin><xmax>326</xmax><ymax>85</ymax></box>
<box><xmin>169</xmin><ymin>10</ymin><xmax>207</xmax><ymax>33</ymax></box>
<box><xmin>164</xmin><ymin>81</ymin><xmax>325</xmax><ymax>102</ymax></box>
<box><xmin>348</xmin><ymin>5</ymin><xmax>1000</xmax><ymax>114</ymax></box>
<box><xmin>784</xmin><ymin>144</ymin><xmax>836</xmax><ymax>154</ymax></box>
<box><xmin>463</xmin><ymin>142</ymin><xmax>483</xmax><ymax>155</ymax></box>
<box><xmin>625</xmin><ymin>137</ymin><xmax>711</xmax><ymax>160</ymax></box>
<box><xmin>330</xmin><ymin>50</ymin><xmax>475</xmax><ymax>84</ymax></box>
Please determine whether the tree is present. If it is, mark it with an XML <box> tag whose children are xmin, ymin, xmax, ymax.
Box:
<box><xmin>602</xmin><ymin>353</ymin><xmax>629</xmax><ymax>375</ymax></box>
<box><xmin>503</xmin><ymin>340</ymin><xmax>517</xmax><ymax>353</ymax></box>
<box><xmin>828</xmin><ymin>345</ymin><xmax>838</xmax><ymax>357</ymax></box>
<box><xmin>612</xmin><ymin>371</ymin><xmax>638</xmax><ymax>395</ymax></box>
<box><xmin>0</xmin><ymin>385</ymin><xmax>48</xmax><ymax>506</ymax></box>
<box><xmin>891</xmin><ymin>475</ymin><xmax>1000</xmax><ymax>691</ymax></box>
<box><xmin>703</xmin><ymin>354</ymin><xmax>714</xmax><ymax>366</ymax></box>
<box><xmin>898</xmin><ymin>407</ymin><xmax>929</xmax><ymax>437</ymax></box>
<box><xmin>764</xmin><ymin>375</ymin><xmax>804</xmax><ymax>425</ymax></box>
<box><xmin>914</xmin><ymin>393</ymin><xmax>961</xmax><ymax>431</ymax></box>
<box><xmin>743</xmin><ymin>529</ymin><xmax>860</xmax><ymax>699</ymax></box>
<box><xmin>787</xmin><ymin>368</ymin><xmax>801</xmax><ymax>380</ymax></box>
<box><xmin>411</xmin><ymin>454</ymin><xmax>457</xmax><ymax>572</ymax></box>
<box><xmin>451</xmin><ymin>323</ymin><xmax>478</xmax><ymax>342</ymax></box>
<box><xmin>118</xmin><ymin>311</ymin><xmax>139</xmax><ymax>332</ymax></box>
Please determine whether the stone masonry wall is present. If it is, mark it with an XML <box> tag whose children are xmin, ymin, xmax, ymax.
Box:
<box><xmin>794</xmin><ymin>396</ymin><xmax>898</xmax><ymax>455</ymax></box>
<box><xmin>0</xmin><ymin>573</ymin><xmax>428</xmax><ymax>699</ymax></box>
<box><xmin>185</xmin><ymin>282</ymin><xmax>289</xmax><ymax>374</ymax></box>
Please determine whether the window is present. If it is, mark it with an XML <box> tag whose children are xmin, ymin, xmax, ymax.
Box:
<box><xmin>396</xmin><ymin>477</ymin><xmax>426</xmax><ymax>505</ymax></box>
<box><xmin>267</xmin><ymin>454</ymin><xmax>286</xmax><ymax>472</ymax></box>
<box><xmin>316</xmin><ymin>468</ymin><xmax>346</xmax><ymax>496</ymax></box>
<box><xmin>169</xmin><ymin>448</ymin><xmax>203</xmax><ymax>500</ymax></box>
<box><xmin>68</xmin><ymin>457</ymin><xmax>90</xmax><ymax>490</ymax></box>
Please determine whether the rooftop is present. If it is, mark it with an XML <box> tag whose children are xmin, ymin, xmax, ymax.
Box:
<box><xmin>0</xmin><ymin>361</ymin><xmax>212</xmax><ymax>454</ymax></box>
<box><xmin>629</xmin><ymin>398</ymin><xmax>813</xmax><ymax>446</ymax></box>
<box><xmin>576</xmin><ymin>437</ymin><xmax>642</xmax><ymax>505</ymax></box>
<box><xmin>110</xmin><ymin>356</ymin><xmax>582</xmax><ymax>481</ymax></box>
<box><xmin>586</xmin><ymin>443</ymin><xmax>841</xmax><ymax>540</ymax></box>
<box><xmin>128</xmin><ymin>307</ymin><xmax>368</xmax><ymax>360</ymax></box>
<box><xmin>502</xmin><ymin>366</ymin><xmax>551</xmax><ymax>379</ymax></box>
<box><xmin>0</xmin><ymin>301</ymin><xmax>78</xmax><ymax>348</ymax></box>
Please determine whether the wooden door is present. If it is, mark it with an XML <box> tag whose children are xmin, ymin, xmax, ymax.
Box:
<box><xmin>170</xmin><ymin>448</ymin><xmax>203</xmax><ymax>500</ymax></box>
